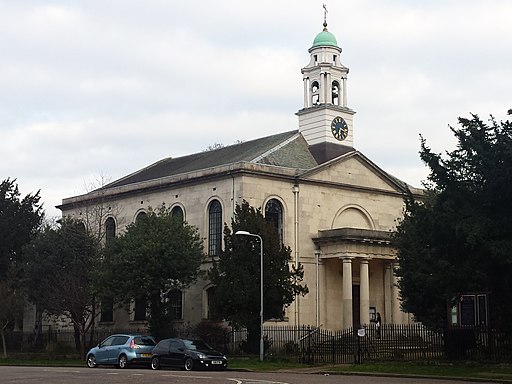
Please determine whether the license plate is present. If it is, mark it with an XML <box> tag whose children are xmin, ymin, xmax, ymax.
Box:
<box><xmin>212</xmin><ymin>360</ymin><xmax>223</xmax><ymax>364</ymax></box>
<box><xmin>141</xmin><ymin>353</ymin><xmax>151</xmax><ymax>357</ymax></box>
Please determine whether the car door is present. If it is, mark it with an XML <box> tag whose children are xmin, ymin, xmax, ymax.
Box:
<box><xmin>95</xmin><ymin>336</ymin><xmax>115</xmax><ymax>364</ymax></box>
<box><xmin>156</xmin><ymin>339</ymin><xmax>172</xmax><ymax>366</ymax></box>
<box><xmin>109</xmin><ymin>336</ymin><xmax>129</xmax><ymax>363</ymax></box>
<box><xmin>168</xmin><ymin>339</ymin><xmax>185</xmax><ymax>367</ymax></box>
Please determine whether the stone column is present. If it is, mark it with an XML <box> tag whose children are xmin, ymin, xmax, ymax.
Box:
<box><xmin>303</xmin><ymin>77</ymin><xmax>309</xmax><ymax>108</ymax></box>
<box><xmin>326</xmin><ymin>72</ymin><xmax>332</xmax><ymax>104</ymax></box>
<box><xmin>384</xmin><ymin>263</ymin><xmax>393</xmax><ymax>322</ymax></box>
<box><xmin>315</xmin><ymin>249</ymin><xmax>321</xmax><ymax>327</ymax></box>
<box><xmin>359</xmin><ymin>258</ymin><xmax>370</xmax><ymax>325</ymax></box>
<box><xmin>342</xmin><ymin>77</ymin><xmax>347</xmax><ymax>107</ymax></box>
<box><xmin>342</xmin><ymin>257</ymin><xmax>353</xmax><ymax>329</ymax></box>
<box><xmin>319</xmin><ymin>73</ymin><xmax>325</xmax><ymax>104</ymax></box>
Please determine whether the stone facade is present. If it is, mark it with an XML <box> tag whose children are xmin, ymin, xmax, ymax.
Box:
<box><xmin>50</xmin><ymin>18</ymin><xmax>423</xmax><ymax>333</ymax></box>
<box><xmin>57</xmin><ymin>150</ymin><xmax>420</xmax><ymax>331</ymax></box>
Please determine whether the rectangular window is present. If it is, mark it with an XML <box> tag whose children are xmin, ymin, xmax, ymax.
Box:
<box><xmin>134</xmin><ymin>297</ymin><xmax>147</xmax><ymax>321</ymax></box>
<box><xmin>369</xmin><ymin>306</ymin><xmax>376</xmax><ymax>321</ymax></box>
<box><xmin>100</xmin><ymin>298</ymin><xmax>114</xmax><ymax>322</ymax></box>
<box><xmin>170</xmin><ymin>290</ymin><xmax>183</xmax><ymax>320</ymax></box>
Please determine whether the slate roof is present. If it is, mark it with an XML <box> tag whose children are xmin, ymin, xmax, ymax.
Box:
<box><xmin>96</xmin><ymin>128</ymin><xmax>421</xmax><ymax>198</ymax></box>
<box><xmin>104</xmin><ymin>130</ymin><xmax>320</xmax><ymax>189</ymax></box>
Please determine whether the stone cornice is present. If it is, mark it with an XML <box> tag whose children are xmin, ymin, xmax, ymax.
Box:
<box><xmin>57</xmin><ymin>162</ymin><xmax>301</xmax><ymax>211</ymax></box>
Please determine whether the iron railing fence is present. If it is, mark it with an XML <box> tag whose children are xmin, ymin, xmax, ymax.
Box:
<box><xmin>3</xmin><ymin>324</ymin><xmax>511</xmax><ymax>363</ymax></box>
<box><xmin>295</xmin><ymin>324</ymin><xmax>512</xmax><ymax>364</ymax></box>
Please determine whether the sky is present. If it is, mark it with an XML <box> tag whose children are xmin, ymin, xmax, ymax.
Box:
<box><xmin>2</xmin><ymin>1</ymin><xmax>511</xmax><ymax>219</ymax></box>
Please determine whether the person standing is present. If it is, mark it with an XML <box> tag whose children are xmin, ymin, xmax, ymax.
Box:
<box><xmin>375</xmin><ymin>312</ymin><xmax>382</xmax><ymax>338</ymax></box>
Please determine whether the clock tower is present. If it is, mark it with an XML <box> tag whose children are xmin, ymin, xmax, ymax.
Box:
<box><xmin>297</xmin><ymin>18</ymin><xmax>355</xmax><ymax>149</ymax></box>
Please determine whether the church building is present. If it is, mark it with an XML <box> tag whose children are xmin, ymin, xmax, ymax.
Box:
<box><xmin>57</xmin><ymin>18</ymin><xmax>422</xmax><ymax>331</ymax></box>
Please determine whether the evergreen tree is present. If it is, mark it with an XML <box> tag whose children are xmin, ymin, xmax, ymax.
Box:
<box><xmin>209</xmin><ymin>200</ymin><xmax>308</xmax><ymax>354</ymax></box>
<box><xmin>22</xmin><ymin>218</ymin><xmax>100</xmax><ymax>356</ymax></box>
<box><xmin>394</xmin><ymin>110</ymin><xmax>512</xmax><ymax>329</ymax></box>
<box><xmin>103</xmin><ymin>205</ymin><xmax>204</xmax><ymax>339</ymax></box>
<box><xmin>0</xmin><ymin>178</ymin><xmax>44</xmax><ymax>280</ymax></box>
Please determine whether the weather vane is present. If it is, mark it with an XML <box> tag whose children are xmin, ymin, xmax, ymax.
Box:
<box><xmin>323</xmin><ymin>4</ymin><xmax>328</xmax><ymax>28</ymax></box>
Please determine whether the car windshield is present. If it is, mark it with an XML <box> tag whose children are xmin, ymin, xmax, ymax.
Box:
<box><xmin>183</xmin><ymin>340</ymin><xmax>212</xmax><ymax>351</ymax></box>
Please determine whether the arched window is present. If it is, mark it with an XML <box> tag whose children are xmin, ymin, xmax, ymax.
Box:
<box><xmin>332</xmin><ymin>80</ymin><xmax>340</xmax><ymax>105</ymax></box>
<box><xmin>208</xmin><ymin>200</ymin><xmax>222</xmax><ymax>256</ymax></box>
<box><xmin>135</xmin><ymin>211</ymin><xmax>147</xmax><ymax>223</ymax></box>
<box><xmin>265</xmin><ymin>199</ymin><xmax>284</xmax><ymax>245</ymax></box>
<box><xmin>311</xmin><ymin>81</ymin><xmax>320</xmax><ymax>105</ymax></box>
<box><xmin>171</xmin><ymin>206</ymin><xmax>184</xmax><ymax>223</ymax></box>
<box><xmin>105</xmin><ymin>217</ymin><xmax>116</xmax><ymax>244</ymax></box>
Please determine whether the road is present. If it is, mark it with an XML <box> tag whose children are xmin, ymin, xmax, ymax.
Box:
<box><xmin>0</xmin><ymin>366</ymin><xmax>494</xmax><ymax>384</ymax></box>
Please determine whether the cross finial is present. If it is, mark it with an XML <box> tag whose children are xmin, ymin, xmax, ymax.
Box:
<box><xmin>322</xmin><ymin>4</ymin><xmax>328</xmax><ymax>29</ymax></box>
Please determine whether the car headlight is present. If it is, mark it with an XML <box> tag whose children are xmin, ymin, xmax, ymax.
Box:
<box><xmin>197</xmin><ymin>353</ymin><xmax>207</xmax><ymax>359</ymax></box>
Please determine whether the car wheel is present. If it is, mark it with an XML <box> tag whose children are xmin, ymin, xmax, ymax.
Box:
<box><xmin>151</xmin><ymin>356</ymin><xmax>160</xmax><ymax>370</ymax></box>
<box><xmin>184</xmin><ymin>357</ymin><xmax>194</xmax><ymax>371</ymax></box>
<box><xmin>86</xmin><ymin>354</ymin><xmax>97</xmax><ymax>368</ymax></box>
<box><xmin>118</xmin><ymin>354</ymin><xmax>128</xmax><ymax>369</ymax></box>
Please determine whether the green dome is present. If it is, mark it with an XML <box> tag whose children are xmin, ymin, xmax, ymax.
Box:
<box><xmin>312</xmin><ymin>29</ymin><xmax>338</xmax><ymax>48</ymax></box>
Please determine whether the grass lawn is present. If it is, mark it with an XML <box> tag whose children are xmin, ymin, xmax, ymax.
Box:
<box><xmin>329</xmin><ymin>361</ymin><xmax>512</xmax><ymax>381</ymax></box>
<box><xmin>229</xmin><ymin>358</ymin><xmax>512</xmax><ymax>381</ymax></box>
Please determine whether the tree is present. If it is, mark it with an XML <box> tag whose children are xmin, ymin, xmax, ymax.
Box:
<box><xmin>103</xmin><ymin>205</ymin><xmax>204</xmax><ymax>339</ymax></box>
<box><xmin>0</xmin><ymin>178</ymin><xmax>44</xmax><ymax>280</ymax></box>
<box><xmin>209</xmin><ymin>200</ymin><xmax>308</xmax><ymax>354</ymax></box>
<box><xmin>394</xmin><ymin>110</ymin><xmax>512</xmax><ymax>329</ymax></box>
<box><xmin>0</xmin><ymin>276</ymin><xmax>24</xmax><ymax>358</ymax></box>
<box><xmin>77</xmin><ymin>173</ymin><xmax>125</xmax><ymax>346</ymax></box>
<box><xmin>79</xmin><ymin>172</ymin><xmax>126</xmax><ymax>246</ymax></box>
<box><xmin>22</xmin><ymin>218</ymin><xmax>100</xmax><ymax>356</ymax></box>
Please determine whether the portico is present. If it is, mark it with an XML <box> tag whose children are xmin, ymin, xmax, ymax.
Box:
<box><xmin>313</xmin><ymin>228</ymin><xmax>400</xmax><ymax>329</ymax></box>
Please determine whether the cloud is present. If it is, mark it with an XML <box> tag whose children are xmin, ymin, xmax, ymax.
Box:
<box><xmin>1</xmin><ymin>0</ymin><xmax>511</xmax><ymax>218</ymax></box>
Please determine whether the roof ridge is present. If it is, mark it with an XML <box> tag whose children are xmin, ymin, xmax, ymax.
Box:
<box><xmin>250</xmin><ymin>132</ymin><xmax>302</xmax><ymax>163</ymax></box>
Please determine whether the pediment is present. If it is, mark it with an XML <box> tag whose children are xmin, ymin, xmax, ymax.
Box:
<box><xmin>299</xmin><ymin>151</ymin><xmax>407</xmax><ymax>193</ymax></box>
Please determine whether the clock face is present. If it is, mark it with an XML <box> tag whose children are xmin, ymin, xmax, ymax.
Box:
<box><xmin>331</xmin><ymin>116</ymin><xmax>348</xmax><ymax>141</ymax></box>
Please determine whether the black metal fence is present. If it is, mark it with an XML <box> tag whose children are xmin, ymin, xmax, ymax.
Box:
<box><xmin>223</xmin><ymin>324</ymin><xmax>512</xmax><ymax>364</ymax></box>
<box><xmin>296</xmin><ymin>324</ymin><xmax>444</xmax><ymax>364</ymax></box>
<box><xmin>3</xmin><ymin>324</ymin><xmax>512</xmax><ymax>363</ymax></box>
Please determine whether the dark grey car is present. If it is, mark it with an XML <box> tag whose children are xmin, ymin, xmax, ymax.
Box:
<box><xmin>151</xmin><ymin>338</ymin><xmax>228</xmax><ymax>371</ymax></box>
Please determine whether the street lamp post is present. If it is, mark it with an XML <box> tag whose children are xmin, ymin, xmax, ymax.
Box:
<box><xmin>235</xmin><ymin>230</ymin><xmax>264</xmax><ymax>361</ymax></box>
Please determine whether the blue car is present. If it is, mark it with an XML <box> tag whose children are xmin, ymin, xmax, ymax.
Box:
<box><xmin>86</xmin><ymin>334</ymin><xmax>156</xmax><ymax>368</ymax></box>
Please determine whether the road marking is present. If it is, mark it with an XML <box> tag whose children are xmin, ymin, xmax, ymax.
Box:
<box><xmin>43</xmin><ymin>369</ymin><xmax>81</xmax><ymax>373</ymax></box>
<box><xmin>229</xmin><ymin>379</ymin><xmax>290</xmax><ymax>384</ymax></box>
<box><xmin>161</xmin><ymin>374</ymin><xmax>213</xmax><ymax>379</ymax></box>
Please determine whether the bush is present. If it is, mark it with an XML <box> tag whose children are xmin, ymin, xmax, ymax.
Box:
<box><xmin>190</xmin><ymin>321</ymin><xmax>230</xmax><ymax>352</ymax></box>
